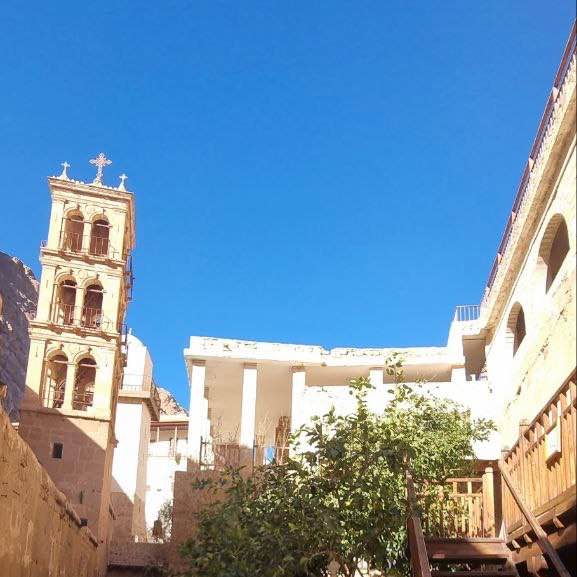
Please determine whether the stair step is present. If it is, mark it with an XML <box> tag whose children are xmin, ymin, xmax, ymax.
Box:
<box><xmin>426</xmin><ymin>539</ymin><xmax>510</xmax><ymax>562</ymax></box>
<box><xmin>432</xmin><ymin>572</ymin><xmax>517</xmax><ymax>577</ymax></box>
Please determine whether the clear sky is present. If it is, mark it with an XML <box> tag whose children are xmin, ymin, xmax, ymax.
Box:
<box><xmin>1</xmin><ymin>2</ymin><xmax>574</xmax><ymax>407</ymax></box>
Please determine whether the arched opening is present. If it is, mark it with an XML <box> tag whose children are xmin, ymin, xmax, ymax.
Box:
<box><xmin>82</xmin><ymin>283</ymin><xmax>104</xmax><ymax>328</ymax></box>
<box><xmin>63</xmin><ymin>212</ymin><xmax>84</xmax><ymax>253</ymax></box>
<box><xmin>513</xmin><ymin>308</ymin><xmax>526</xmax><ymax>355</ymax></box>
<box><xmin>44</xmin><ymin>354</ymin><xmax>68</xmax><ymax>408</ymax></box>
<box><xmin>73</xmin><ymin>357</ymin><xmax>96</xmax><ymax>411</ymax></box>
<box><xmin>90</xmin><ymin>217</ymin><xmax>110</xmax><ymax>257</ymax></box>
<box><xmin>56</xmin><ymin>279</ymin><xmax>77</xmax><ymax>325</ymax></box>
<box><xmin>507</xmin><ymin>303</ymin><xmax>527</xmax><ymax>357</ymax></box>
<box><xmin>538</xmin><ymin>215</ymin><xmax>570</xmax><ymax>293</ymax></box>
<box><xmin>546</xmin><ymin>221</ymin><xmax>569</xmax><ymax>291</ymax></box>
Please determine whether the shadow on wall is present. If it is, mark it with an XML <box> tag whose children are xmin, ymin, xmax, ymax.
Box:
<box><xmin>0</xmin><ymin>396</ymin><xmax>100</xmax><ymax>577</ymax></box>
<box><xmin>7</xmin><ymin>384</ymin><xmax>140</xmax><ymax>576</ymax></box>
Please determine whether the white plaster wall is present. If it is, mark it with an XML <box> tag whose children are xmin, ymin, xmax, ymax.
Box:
<box><xmin>485</xmin><ymin>141</ymin><xmax>576</xmax><ymax>446</ymax></box>
<box><xmin>112</xmin><ymin>402</ymin><xmax>144</xmax><ymax>499</ymax></box>
<box><xmin>135</xmin><ymin>406</ymin><xmax>152</xmax><ymax>505</ymax></box>
<box><xmin>301</xmin><ymin>380</ymin><xmax>499</xmax><ymax>459</ymax></box>
<box><xmin>145</xmin><ymin>432</ymin><xmax>188</xmax><ymax>532</ymax></box>
<box><xmin>123</xmin><ymin>334</ymin><xmax>153</xmax><ymax>388</ymax></box>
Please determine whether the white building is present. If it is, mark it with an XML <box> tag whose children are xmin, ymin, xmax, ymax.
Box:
<box><xmin>183</xmin><ymin>312</ymin><xmax>499</xmax><ymax>465</ymax></box>
<box><xmin>111</xmin><ymin>333</ymin><xmax>160</xmax><ymax>542</ymax></box>
<box><xmin>145</xmin><ymin>413</ymin><xmax>188</xmax><ymax>535</ymax></box>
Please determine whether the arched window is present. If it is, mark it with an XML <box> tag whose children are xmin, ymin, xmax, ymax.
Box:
<box><xmin>507</xmin><ymin>303</ymin><xmax>526</xmax><ymax>357</ymax></box>
<box><xmin>56</xmin><ymin>279</ymin><xmax>77</xmax><ymax>325</ymax></box>
<box><xmin>539</xmin><ymin>215</ymin><xmax>570</xmax><ymax>293</ymax></box>
<box><xmin>546</xmin><ymin>221</ymin><xmax>569</xmax><ymax>291</ymax></box>
<box><xmin>73</xmin><ymin>357</ymin><xmax>96</xmax><ymax>411</ymax></box>
<box><xmin>513</xmin><ymin>308</ymin><xmax>526</xmax><ymax>355</ymax></box>
<box><xmin>90</xmin><ymin>217</ymin><xmax>110</xmax><ymax>257</ymax></box>
<box><xmin>82</xmin><ymin>283</ymin><xmax>104</xmax><ymax>328</ymax></box>
<box><xmin>44</xmin><ymin>354</ymin><xmax>68</xmax><ymax>408</ymax></box>
<box><xmin>63</xmin><ymin>212</ymin><xmax>84</xmax><ymax>253</ymax></box>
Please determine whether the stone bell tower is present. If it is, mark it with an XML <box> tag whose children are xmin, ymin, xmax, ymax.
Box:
<box><xmin>18</xmin><ymin>155</ymin><xmax>135</xmax><ymax>572</ymax></box>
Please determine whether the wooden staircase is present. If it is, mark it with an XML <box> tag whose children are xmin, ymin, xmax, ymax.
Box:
<box><xmin>426</xmin><ymin>537</ymin><xmax>520</xmax><ymax>577</ymax></box>
<box><xmin>407</xmin><ymin>472</ymin><xmax>521</xmax><ymax>577</ymax></box>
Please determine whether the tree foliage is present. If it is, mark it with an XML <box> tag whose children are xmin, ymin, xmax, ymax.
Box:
<box><xmin>180</xmin><ymin>358</ymin><xmax>494</xmax><ymax>576</ymax></box>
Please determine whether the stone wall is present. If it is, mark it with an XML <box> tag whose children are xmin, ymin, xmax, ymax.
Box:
<box><xmin>0</xmin><ymin>252</ymin><xmax>38</xmax><ymax>419</ymax></box>
<box><xmin>0</xmin><ymin>406</ymin><xmax>99</xmax><ymax>576</ymax></box>
<box><xmin>107</xmin><ymin>541</ymin><xmax>167</xmax><ymax>575</ymax></box>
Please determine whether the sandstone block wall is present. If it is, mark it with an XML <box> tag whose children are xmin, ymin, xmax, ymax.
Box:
<box><xmin>107</xmin><ymin>541</ymin><xmax>167</xmax><ymax>573</ymax></box>
<box><xmin>0</xmin><ymin>253</ymin><xmax>38</xmax><ymax>419</ymax></box>
<box><xmin>0</xmin><ymin>407</ymin><xmax>99</xmax><ymax>577</ymax></box>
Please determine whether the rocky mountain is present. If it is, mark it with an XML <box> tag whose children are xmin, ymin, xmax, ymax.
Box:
<box><xmin>157</xmin><ymin>386</ymin><xmax>188</xmax><ymax>416</ymax></box>
<box><xmin>0</xmin><ymin>253</ymin><xmax>39</xmax><ymax>419</ymax></box>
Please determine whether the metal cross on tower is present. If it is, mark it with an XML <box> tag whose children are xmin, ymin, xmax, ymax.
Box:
<box><xmin>89</xmin><ymin>152</ymin><xmax>112</xmax><ymax>185</ymax></box>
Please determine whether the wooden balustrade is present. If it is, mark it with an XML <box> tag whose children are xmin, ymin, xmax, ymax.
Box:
<box><xmin>501</xmin><ymin>374</ymin><xmax>576</xmax><ymax>538</ymax></box>
<box><xmin>421</xmin><ymin>469</ymin><xmax>495</xmax><ymax>539</ymax></box>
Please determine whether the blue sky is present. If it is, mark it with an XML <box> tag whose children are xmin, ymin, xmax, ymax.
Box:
<box><xmin>1</xmin><ymin>2</ymin><xmax>574</xmax><ymax>407</ymax></box>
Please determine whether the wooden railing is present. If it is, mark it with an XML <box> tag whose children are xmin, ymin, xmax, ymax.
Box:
<box><xmin>499</xmin><ymin>461</ymin><xmax>571</xmax><ymax>577</ymax></box>
<box><xmin>501</xmin><ymin>375</ymin><xmax>576</xmax><ymax>537</ymax></box>
<box><xmin>421</xmin><ymin>468</ymin><xmax>495</xmax><ymax>538</ymax></box>
<box><xmin>406</xmin><ymin>471</ymin><xmax>432</xmax><ymax>577</ymax></box>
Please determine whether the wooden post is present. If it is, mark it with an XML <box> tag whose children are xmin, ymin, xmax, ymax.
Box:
<box><xmin>499</xmin><ymin>447</ymin><xmax>510</xmax><ymax>540</ymax></box>
<box><xmin>518</xmin><ymin>419</ymin><xmax>530</xmax><ymax>506</ymax></box>
<box><xmin>482</xmin><ymin>466</ymin><xmax>495</xmax><ymax>537</ymax></box>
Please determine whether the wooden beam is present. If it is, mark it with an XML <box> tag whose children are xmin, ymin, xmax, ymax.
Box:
<box><xmin>406</xmin><ymin>471</ymin><xmax>432</xmax><ymax>577</ymax></box>
<box><xmin>499</xmin><ymin>461</ymin><xmax>572</xmax><ymax>577</ymax></box>
<box><xmin>513</xmin><ymin>522</ymin><xmax>576</xmax><ymax>565</ymax></box>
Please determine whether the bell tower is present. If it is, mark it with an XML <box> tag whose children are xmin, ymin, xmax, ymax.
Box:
<box><xmin>18</xmin><ymin>155</ymin><xmax>135</xmax><ymax>573</ymax></box>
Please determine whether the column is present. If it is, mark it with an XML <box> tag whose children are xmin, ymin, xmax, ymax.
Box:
<box><xmin>63</xmin><ymin>361</ymin><xmax>76</xmax><ymax>410</ymax></box>
<box><xmin>239</xmin><ymin>364</ymin><xmax>257</xmax><ymax>448</ymax></box>
<box><xmin>75</xmin><ymin>286</ymin><xmax>86</xmax><ymax>327</ymax></box>
<box><xmin>368</xmin><ymin>367</ymin><xmax>384</xmax><ymax>412</ymax></box>
<box><xmin>290</xmin><ymin>367</ymin><xmax>306</xmax><ymax>433</ymax></box>
<box><xmin>187</xmin><ymin>360</ymin><xmax>206</xmax><ymax>462</ymax></box>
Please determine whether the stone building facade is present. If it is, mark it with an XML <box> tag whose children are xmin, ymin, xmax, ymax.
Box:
<box><xmin>17</xmin><ymin>159</ymin><xmax>136</xmax><ymax>575</ymax></box>
<box><xmin>0</xmin><ymin>252</ymin><xmax>39</xmax><ymax>419</ymax></box>
<box><xmin>0</xmin><ymin>393</ymin><xmax>99</xmax><ymax>576</ymax></box>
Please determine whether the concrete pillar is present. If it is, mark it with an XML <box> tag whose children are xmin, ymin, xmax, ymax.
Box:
<box><xmin>368</xmin><ymin>367</ymin><xmax>384</xmax><ymax>412</ymax></box>
<box><xmin>290</xmin><ymin>367</ymin><xmax>306</xmax><ymax>432</ymax></box>
<box><xmin>187</xmin><ymin>361</ymin><xmax>206</xmax><ymax>462</ymax></box>
<box><xmin>239</xmin><ymin>364</ymin><xmax>258</xmax><ymax>449</ymax></box>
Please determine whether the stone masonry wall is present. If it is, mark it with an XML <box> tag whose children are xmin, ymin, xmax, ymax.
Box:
<box><xmin>0</xmin><ymin>252</ymin><xmax>39</xmax><ymax>419</ymax></box>
<box><xmin>0</xmin><ymin>407</ymin><xmax>99</xmax><ymax>577</ymax></box>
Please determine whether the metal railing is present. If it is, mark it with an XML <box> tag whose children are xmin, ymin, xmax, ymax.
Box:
<box><xmin>483</xmin><ymin>23</ymin><xmax>576</xmax><ymax>305</ymax></box>
<box><xmin>72</xmin><ymin>390</ymin><xmax>94</xmax><ymax>411</ymax></box>
<box><xmin>52</xmin><ymin>303</ymin><xmax>118</xmax><ymax>332</ymax></box>
<box><xmin>120</xmin><ymin>374</ymin><xmax>161</xmax><ymax>414</ymax></box>
<box><xmin>199</xmin><ymin>439</ymin><xmax>291</xmax><ymax>471</ymax></box>
<box><xmin>453</xmin><ymin>304</ymin><xmax>480</xmax><ymax>322</ymax></box>
<box><xmin>53</xmin><ymin>231</ymin><xmax>123</xmax><ymax>260</ymax></box>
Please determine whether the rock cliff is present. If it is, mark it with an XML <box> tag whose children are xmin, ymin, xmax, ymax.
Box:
<box><xmin>0</xmin><ymin>252</ymin><xmax>39</xmax><ymax>419</ymax></box>
<box><xmin>157</xmin><ymin>387</ymin><xmax>188</xmax><ymax>416</ymax></box>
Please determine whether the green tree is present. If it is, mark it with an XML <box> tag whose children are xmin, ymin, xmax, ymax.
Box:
<box><xmin>180</xmin><ymin>358</ymin><xmax>494</xmax><ymax>576</ymax></box>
